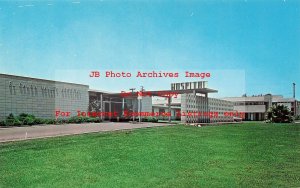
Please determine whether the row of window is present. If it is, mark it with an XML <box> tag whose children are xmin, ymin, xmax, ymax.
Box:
<box><xmin>8</xmin><ymin>84</ymin><xmax>82</xmax><ymax>99</ymax></box>
<box><xmin>235</xmin><ymin>102</ymin><xmax>265</xmax><ymax>105</ymax></box>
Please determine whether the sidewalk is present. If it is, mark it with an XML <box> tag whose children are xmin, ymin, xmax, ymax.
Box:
<box><xmin>0</xmin><ymin>122</ymin><xmax>171</xmax><ymax>143</ymax></box>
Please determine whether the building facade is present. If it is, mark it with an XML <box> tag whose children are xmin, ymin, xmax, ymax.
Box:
<box><xmin>0</xmin><ymin>74</ymin><xmax>89</xmax><ymax>120</ymax></box>
<box><xmin>0</xmin><ymin>73</ymin><xmax>246</xmax><ymax>124</ymax></box>
<box><xmin>223</xmin><ymin>94</ymin><xmax>299</xmax><ymax>121</ymax></box>
<box><xmin>208</xmin><ymin>98</ymin><xmax>234</xmax><ymax>123</ymax></box>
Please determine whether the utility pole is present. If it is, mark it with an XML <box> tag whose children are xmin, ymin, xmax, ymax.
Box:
<box><xmin>292</xmin><ymin>83</ymin><xmax>297</xmax><ymax>118</ymax></box>
<box><xmin>138</xmin><ymin>86</ymin><xmax>144</xmax><ymax>123</ymax></box>
<box><xmin>293</xmin><ymin>83</ymin><xmax>296</xmax><ymax>98</ymax></box>
<box><xmin>129</xmin><ymin>88</ymin><xmax>136</xmax><ymax>122</ymax></box>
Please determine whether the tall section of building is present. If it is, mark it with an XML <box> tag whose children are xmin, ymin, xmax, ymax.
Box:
<box><xmin>208</xmin><ymin>98</ymin><xmax>234</xmax><ymax>123</ymax></box>
<box><xmin>0</xmin><ymin>74</ymin><xmax>89</xmax><ymax>120</ymax></box>
<box><xmin>180</xmin><ymin>94</ymin><xmax>234</xmax><ymax>123</ymax></box>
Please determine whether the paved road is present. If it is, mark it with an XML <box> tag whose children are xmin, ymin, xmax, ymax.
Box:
<box><xmin>0</xmin><ymin>122</ymin><xmax>171</xmax><ymax>143</ymax></box>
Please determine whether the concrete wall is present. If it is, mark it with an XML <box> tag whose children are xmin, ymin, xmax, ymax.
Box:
<box><xmin>181</xmin><ymin>93</ymin><xmax>210</xmax><ymax>123</ymax></box>
<box><xmin>208</xmin><ymin>98</ymin><xmax>234</xmax><ymax>122</ymax></box>
<box><xmin>0</xmin><ymin>74</ymin><xmax>89</xmax><ymax>120</ymax></box>
<box><xmin>234</xmin><ymin>105</ymin><xmax>266</xmax><ymax>113</ymax></box>
<box><xmin>141</xmin><ymin>96</ymin><xmax>152</xmax><ymax>113</ymax></box>
<box><xmin>181</xmin><ymin>93</ymin><xmax>234</xmax><ymax>123</ymax></box>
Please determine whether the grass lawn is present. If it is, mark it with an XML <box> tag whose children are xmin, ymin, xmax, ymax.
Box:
<box><xmin>0</xmin><ymin>123</ymin><xmax>299</xmax><ymax>187</ymax></box>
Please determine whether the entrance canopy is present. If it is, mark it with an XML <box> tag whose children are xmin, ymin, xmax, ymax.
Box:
<box><xmin>89</xmin><ymin>88</ymin><xmax>218</xmax><ymax>98</ymax></box>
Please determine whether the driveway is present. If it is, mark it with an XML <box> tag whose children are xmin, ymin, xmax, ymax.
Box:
<box><xmin>0</xmin><ymin>122</ymin><xmax>172</xmax><ymax>143</ymax></box>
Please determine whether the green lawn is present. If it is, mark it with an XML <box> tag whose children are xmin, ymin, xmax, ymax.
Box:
<box><xmin>0</xmin><ymin>123</ymin><xmax>299</xmax><ymax>187</ymax></box>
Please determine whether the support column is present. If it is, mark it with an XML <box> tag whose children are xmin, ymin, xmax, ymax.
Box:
<box><xmin>100</xmin><ymin>94</ymin><xmax>103</xmax><ymax>120</ymax></box>
<box><xmin>204</xmin><ymin>92</ymin><xmax>208</xmax><ymax>123</ymax></box>
<box><xmin>168</xmin><ymin>97</ymin><xmax>172</xmax><ymax>123</ymax></box>
<box><xmin>193</xmin><ymin>90</ymin><xmax>196</xmax><ymax>123</ymax></box>
<box><xmin>138</xmin><ymin>98</ymin><xmax>141</xmax><ymax>123</ymax></box>
<box><xmin>132</xmin><ymin>98</ymin><xmax>135</xmax><ymax>121</ymax></box>
<box><xmin>122</xmin><ymin>97</ymin><xmax>125</xmax><ymax>116</ymax></box>
<box><xmin>109</xmin><ymin>98</ymin><xmax>111</xmax><ymax>121</ymax></box>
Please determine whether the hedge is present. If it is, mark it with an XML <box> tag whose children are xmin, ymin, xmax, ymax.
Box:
<box><xmin>0</xmin><ymin>113</ymin><xmax>102</xmax><ymax>126</ymax></box>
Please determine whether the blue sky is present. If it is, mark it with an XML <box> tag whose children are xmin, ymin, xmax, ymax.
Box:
<box><xmin>0</xmin><ymin>0</ymin><xmax>299</xmax><ymax>98</ymax></box>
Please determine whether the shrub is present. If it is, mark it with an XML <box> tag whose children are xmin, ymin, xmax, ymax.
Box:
<box><xmin>6</xmin><ymin>113</ymin><xmax>15</xmax><ymax>120</ymax></box>
<box><xmin>68</xmin><ymin>116</ymin><xmax>84</xmax><ymax>124</ymax></box>
<box><xmin>86</xmin><ymin>117</ymin><xmax>95</xmax><ymax>123</ymax></box>
<box><xmin>15</xmin><ymin>113</ymin><xmax>37</xmax><ymax>126</ymax></box>
<box><xmin>34</xmin><ymin>118</ymin><xmax>45</xmax><ymax>125</ymax></box>
<box><xmin>87</xmin><ymin>117</ymin><xmax>102</xmax><ymax>123</ymax></box>
<box><xmin>18</xmin><ymin>113</ymin><xmax>35</xmax><ymax>121</ymax></box>
<box><xmin>5</xmin><ymin>119</ymin><xmax>14</xmax><ymax>126</ymax></box>
<box><xmin>56</xmin><ymin>119</ymin><xmax>67</xmax><ymax>124</ymax></box>
<box><xmin>23</xmin><ymin>116</ymin><xmax>35</xmax><ymax>125</ymax></box>
<box><xmin>14</xmin><ymin>119</ymin><xmax>22</xmax><ymax>126</ymax></box>
<box><xmin>67</xmin><ymin>116</ymin><xmax>102</xmax><ymax>124</ymax></box>
<box><xmin>44</xmin><ymin>119</ymin><xmax>56</xmax><ymax>124</ymax></box>
<box><xmin>150</xmin><ymin>117</ymin><xmax>158</xmax><ymax>122</ymax></box>
<box><xmin>2</xmin><ymin>113</ymin><xmax>103</xmax><ymax>126</ymax></box>
<box><xmin>143</xmin><ymin>117</ymin><xmax>158</xmax><ymax>123</ymax></box>
<box><xmin>4</xmin><ymin>113</ymin><xmax>22</xmax><ymax>126</ymax></box>
<box><xmin>5</xmin><ymin>119</ymin><xmax>22</xmax><ymax>126</ymax></box>
<box><xmin>67</xmin><ymin>117</ymin><xmax>75</xmax><ymax>124</ymax></box>
<box><xmin>265</xmin><ymin>104</ymin><xmax>294</xmax><ymax>123</ymax></box>
<box><xmin>81</xmin><ymin>117</ymin><xmax>90</xmax><ymax>122</ymax></box>
<box><xmin>142</xmin><ymin>118</ymin><xmax>148</xmax><ymax>122</ymax></box>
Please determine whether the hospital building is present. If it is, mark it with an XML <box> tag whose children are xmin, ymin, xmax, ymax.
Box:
<box><xmin>1</xmin><ymin>73</ymin><xmax>298</xmax><ymax>123</ymax></box>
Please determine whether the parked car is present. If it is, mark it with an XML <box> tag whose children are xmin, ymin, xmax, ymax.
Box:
<box><xmin>233</xmin><ymin>116</ymin><xmax>243</xmax><ymax>122</ymax></box>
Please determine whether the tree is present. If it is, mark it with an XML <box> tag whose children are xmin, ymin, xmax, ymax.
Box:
<box><xmin>265</xmin><ymin>104</ymin><xmax>294</xmax><ymax>123</ymax></box>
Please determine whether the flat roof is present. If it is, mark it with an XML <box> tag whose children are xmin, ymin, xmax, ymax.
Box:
<box><xmin>223</xmin><ymin>95</ymin><xmax>298</xmax><ymax>102</ymax></box>
<box><xmin>152</xmin><ymin>104</ymin><xmax>181</xmax><ymax>109</ymax></box>
<box><xmin>91</xmin><ymin>88</ymin><xmax>218</xmax><ymax>98</ymax></box>
<box><xmin>0</xmin><ymin>73</ymin><xmax>89</xmax><ymax>87</ymax></box>
<box><xmin>274</xmin><ymin>98</ymin><xmax>296</xmax><ymax>102</ymax></box>
<box><xmin>223</xmin><ymin>96</ymin><xmax>266</xmax><ymax>102</ymax></box>
<box><xmin>89</xmin><ymin>89</ymin><xmax>114</xmax><ymax>94</ymax></box>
